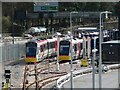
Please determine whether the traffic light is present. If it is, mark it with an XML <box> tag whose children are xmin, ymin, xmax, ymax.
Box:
<box><xmin>5</xmin><ymin>70</ymin><xmax>11</xmax><ymax>79</ymax></box>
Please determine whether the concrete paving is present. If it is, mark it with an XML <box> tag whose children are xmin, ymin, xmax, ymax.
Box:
<box><xmin>63</xmin><ymin>69</ymin><xmax>119</xmax><ymax>88</ymax></box>
<box><xmin>0</xmin><ymin>59</ymin><xmax>26</xmax><ymax>89</ymax></box>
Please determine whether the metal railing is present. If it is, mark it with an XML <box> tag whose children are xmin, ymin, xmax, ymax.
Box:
<box><xmin>0</xmin><ymin>43</ymin><xmax>25</xmax><ymax>62</ymax></box>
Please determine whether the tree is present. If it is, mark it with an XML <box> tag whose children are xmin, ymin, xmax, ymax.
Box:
<box><xmin>2</xmin><ymin>2</ymin><xmax>34</xmax><ymax>35</ymax></box>
<box><xmin>99</xmin><ymin>2</ymin><xmax>116</xmax><ymax>12</ymax></box>
<box><xmin>114</xmin><ymin>2</ymin><xmax>120</xmax><ymax>15</ymax></box>
<box><xmin>2</xmin><ymin>16</ymin><xmax>11</xmax><ymax>33</ymax></box>
<box><xmin>84</xmin><ymin>2</ymin><xmax>100</xmax><ymax>11</ymax></box>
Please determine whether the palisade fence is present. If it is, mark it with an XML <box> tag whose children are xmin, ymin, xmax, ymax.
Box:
<box><xmin>0</xmin><ymin>43</ymin><xmax>25</xmax><ymax>62</ymax></box>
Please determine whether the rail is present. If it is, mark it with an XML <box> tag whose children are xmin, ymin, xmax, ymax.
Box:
<box><xmin>23</xmin><ymin>58</ymin><xmax>67</xmax><ymax>90</ymax></box>
<box><xmin>23</xmin><ymin>65</ymin><xmax>29</xmax><ymax>90</ymax></box>
<box><xmin>29</xmin><ymin>61</ymin><xmax>56</xmax><ymax>72</ymax></box>
<box><xmin>26</xmin><ymin>73</ymin><xmax>67</xmax><ymax>89</ymax></box>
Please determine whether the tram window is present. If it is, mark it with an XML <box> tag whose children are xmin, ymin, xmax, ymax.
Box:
<box><xmin>43</xmin><ymin>44</ymin><xmax>45</xmax><ymax>50</ymax></box>
<box><xmin>52</xmin><ymin>42</ymin><xmax>55</xmax><ymax>48</ymax></box>
<box><xmin>26</xmin><ymin>47</ymin><xmax>29</xmax><ymax>53</ymax></box>
<box><xmin>47</xmin><ymin>42</ymin><xmax>49</xmax><ymax>49</ymax></box>
<box><xmin>44</xmin><ymin>44</ymin><xmax>47</xmax><ymax>50</ymax></box>
<box><xmin>86</xmin><ymin>41</ymin><xmax>88</xmax><ymax>49</ymax></box>
<box><xmin>81</xmin><ymin>43</ymin><xmax>83</xmax><ymax>49</ymax></box>
<box><xmin>50</xmin><ymin>42</ymin><xmax>55</xmax><ymax>49</ymax></box>
<box><xmin>26</xmin><ymin>47</ymin><xmax>36</xmax><ymax>53</ymax></box>
<box><xmin>49</xmin><ymin>42</ymin><xmax>51</xmax><ymax>49</ymax></box>
<box><xmin>26</xmin><ymin>47</ymin><xmax>36</xmax><ymax>57</ymax></box>
<box><xmin>40</xmin><ymin>45</ymin><xmax>43</xmax><ymax>52</ymax></box>
<box><xmin>74</xmin><ymin>44</ymin><xmax>77</xmax><ymax>51</ymax></box>
<box><xmin>91</xmin><ymin>39</ymin><xmax>94</xmax><ymax>49</ymax></box>
<box><xmin>49</xmin><ymin>42</ymin><xmax>52</xmax><ymax>49</ymax></box>
<box><xmin>59</xmin><ymin>45</ymin><xmax>70</xmax><ymax>55</ymax></box>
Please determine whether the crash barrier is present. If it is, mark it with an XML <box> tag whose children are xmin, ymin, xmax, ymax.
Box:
<box><xmin>107</xmin><ymin>64</ymin><xmax>120</xmax><ymax>70</ymax></box>
<box><xmin>0</xmin><ymin>43</ymin><xmax>25</xmax><ymax>62</ymax></box>
<box><xmin>56</xmin><ymin>68</ymin><xmax>92</xmax><ymax>88</ymax></box>
<box><xmin>56</xmin><ymin>64</ymin><xmax>120</xmax><ymax>88</ymax></box>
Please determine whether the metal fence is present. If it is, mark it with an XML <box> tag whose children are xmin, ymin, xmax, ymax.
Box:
<box><xmin>0</xmin><ymin>43</ymin><xmax>25</xmax><ymax>62</ymax></box>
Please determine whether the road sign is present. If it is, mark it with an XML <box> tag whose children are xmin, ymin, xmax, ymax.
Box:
<box><xmin>34</xmin><ymin>2</ymin><xmax>58</xmax><ymax>12</ymax></box>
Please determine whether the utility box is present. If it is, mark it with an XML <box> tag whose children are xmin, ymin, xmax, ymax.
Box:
<box><xmin>102</xmin><ymin>40</ymin><xmax>120</xmax><ymax>64</ymax></box>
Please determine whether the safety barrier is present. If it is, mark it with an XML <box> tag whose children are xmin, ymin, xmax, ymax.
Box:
<box><xmin>0</xmin><ymin>43</ymin><xmax>25</xmax><ymax>62</ymax></box>
<box><xmin>56</xmin><ymin>64</ymin><xmax>120</xmax><ymax>88</ymax></box>
<box><xmin>107</xmin><ymin>64</ymin><xmax>120</xmax><ymax>70</ymax></box>
<box><xmin>0</xmin><ymin>37</ymin><xmax>23</xmax><ymax>43</ymax></box>
<box><xmin>56</xmin><ymin>68</ymin><xmax>92</xmax><ymax>88</ymax></box>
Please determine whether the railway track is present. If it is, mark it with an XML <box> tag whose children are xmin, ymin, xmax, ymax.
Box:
<box><xmin>22</xmin><ymin>58</ymin><xmax>68</xmax><ymax>90</ymax></box>
<box><xmin>26</xmin><ymin>72</ymin><xmax>67</xmax><ymax>89</ymax></box>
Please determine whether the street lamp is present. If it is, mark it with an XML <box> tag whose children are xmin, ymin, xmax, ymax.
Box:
<box><xmin>99</xmin><ymin>11</ymin><xmax>111</xmax><ymax>89</ymax></box>
<box><xmin>70</xmin><ymin>11</ymin><xmax>78</xmax><ymax>90</ymax></box>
